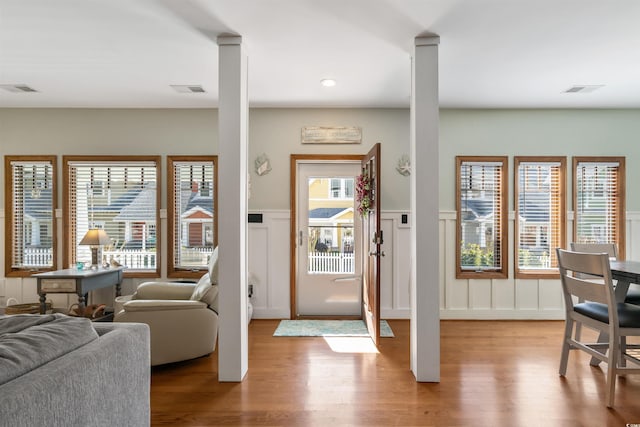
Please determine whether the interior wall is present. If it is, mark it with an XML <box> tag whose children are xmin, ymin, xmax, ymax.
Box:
<box><xmin>2</xmin><ymin>107</ymin><xmax>640</xmax><ymax>318</ymax></box>
<box><xmin>248</xmin><ymin>108</ymin><xmax>410</xmax><ymax>211</ymax></box>
<box><xmin>440</xmin><ymin>109</ymin><xmax>640</xmax><ymax>210</ymax></box>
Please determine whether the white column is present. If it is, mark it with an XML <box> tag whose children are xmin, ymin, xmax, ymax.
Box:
<box><xmin>217</xmin><ymin>35</ymin><xmax>249</xmax><ymax>382</ymax></box>
<box><xmin>410</xmin><ymin>35</ymin><xmax>440</xmax><ymax>382</ymax></box>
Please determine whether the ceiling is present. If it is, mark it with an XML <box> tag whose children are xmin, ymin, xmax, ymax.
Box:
<box><xmin>2</xmin><ymin>0</ymin><xmax>640</xmax><ymax>109</ymax></box>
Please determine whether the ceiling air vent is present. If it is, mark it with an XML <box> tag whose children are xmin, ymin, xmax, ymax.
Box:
<box><xmin>564</xmin><ymin>85</ymin><xmax>604</xmax><ymax>94</ymax></box>
<box><xmin>170</xmin><ymin>85</ymin><xmax>206</xmax><ymax>94</ymax></box>
<box><xmin>0</xmin><ymin>84</ymin><xmax>38</xmax><ymax>93</ymax></box>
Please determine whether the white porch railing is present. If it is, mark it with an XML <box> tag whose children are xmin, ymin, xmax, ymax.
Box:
<box><xmin>178</xmin><ymin>247</ymin><xmax>215</xmax><ymax>266</ymax></box>
<box><xmin>24</xmin><ymin>247</ymin><xmax>53</xmax><ymax>267</ymax></box>
<box><xmin>103</xmin><ymin>249</ymin><xmax>157</xmax><ymax>269</ymax></box>
<box><xmin>22</xmin><ymin>247</ymin><xmax>215</xmax><ymax>270</ymax></box>
<box><xmin>308</xmin><ymin>251</ymin><xmax>354</xmax><ymax>274</ymax></box>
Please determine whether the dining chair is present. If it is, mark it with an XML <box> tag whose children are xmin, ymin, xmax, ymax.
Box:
<box><xmin>569</xmin><ymin>243</ymin><xmax>619</xmax><ymax>340</ymax></box>
<box><xmin>570</xmin><ymin>242</ymin><xmax>640</xmax><ymax>305</ymax></box>
<box><xmin>570</xmin><ymin>242</ymin><xmax>618</xmax><ymax>259</ymax></box>
<box><xmin>556</xmin><ymin>248</ymin><xmax>640</xmax><ymax>407</ymax></box>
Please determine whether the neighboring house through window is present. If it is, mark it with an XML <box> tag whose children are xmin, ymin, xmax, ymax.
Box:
<box><xmin>456</xmin><ymin>156</ymin><xmax>508</xmax><ymax>279</ymax></box>
<box><xmin>514</xmin><ymin>157</ymin><xmax>566</xmax><ymax>278</ymax></box>
<box><xmin>573</xmin><ymin>157</ymin><xmax>625</xmax><ymax>259</ymax></box>
<box><xmin>167</xmin><ymin>156</ymin><xmax>217</xmax><ymax>278</ymax></box>
<box><xmin>329</xmin><ymin>178</ymin><xmax>354</xmax><ymax>199</ymax></box>
<box><xmin>64</xmin><ymin>156</ymin><xmax>160</xmax><ymax>275</ymax></box>
<box><xmin>4</xmin><ymin>156</ymin><xmax>57</xmax><ymax>276</ymax></box>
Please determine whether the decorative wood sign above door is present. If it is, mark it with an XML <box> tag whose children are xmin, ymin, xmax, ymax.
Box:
<box><xmin>301</xmin><ymin>126</ymin><xmax>362</xmax><ymax>144</ymax></box>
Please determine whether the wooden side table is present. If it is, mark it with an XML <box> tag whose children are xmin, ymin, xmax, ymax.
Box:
<box><xmin>34</xmin><ymin>267</ymin><xmax>125</xmax><ymax>314</ymax></box>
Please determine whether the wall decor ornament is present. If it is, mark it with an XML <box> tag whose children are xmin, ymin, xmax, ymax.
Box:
<box><xmin>396</xmin><ymin>154</ymin><xmax>411</xmax><ymax>176</ymax></box>
<box><xmin>254</xmin><ymin>153</ymin><xmax>272</xmax><ymax>176</ymax></box>
<box><xmin>301</xmin><ymin>126</ymin><xmax>362</xmax><ymax>144</ymax></box>
<box><xmin>356</xmin><ymin>172</ymin><xmax>372</xmax><ymax>217</ymax></box>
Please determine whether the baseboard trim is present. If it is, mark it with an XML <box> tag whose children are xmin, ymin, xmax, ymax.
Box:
<box><xmin>439</xmin><ymin>309</ymin><xmax>565</xmax><ymax>320</ymax></box>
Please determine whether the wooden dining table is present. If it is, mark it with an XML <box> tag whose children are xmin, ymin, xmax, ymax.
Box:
<box><xmin>610</xmin><ymin>260</ymin><xmax>640</xmax><ymax>302</ymax></box>
<box><xmin>589</xmin><ymin>259</ymin><xmax>640</xmax><ymax>365</ymax></box>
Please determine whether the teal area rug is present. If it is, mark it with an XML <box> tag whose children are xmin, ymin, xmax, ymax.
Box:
<box><xmin>273</xmin><ymin>320</ymin><xmax>394</xmax><ymax>338</ymax></box>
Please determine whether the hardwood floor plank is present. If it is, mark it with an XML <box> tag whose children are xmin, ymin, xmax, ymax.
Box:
<box><xmin>150</xmin><ymin>320</ymin><xmax>640</xmax><ymax>426</ymax></box>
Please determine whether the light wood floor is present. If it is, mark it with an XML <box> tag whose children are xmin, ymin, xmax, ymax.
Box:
<box><xmin>150</xmin><ymin>320</ymin><xmax>640</xmax><ymax>426</ymax></box>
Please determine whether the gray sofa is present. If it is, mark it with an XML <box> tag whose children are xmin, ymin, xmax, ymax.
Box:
<box><xmin>0</xmin><ymin>314</ymin><xmax>150</xmax><ymax>427</ymax></box>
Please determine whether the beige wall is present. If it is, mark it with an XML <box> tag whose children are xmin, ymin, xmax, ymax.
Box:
<box><xmin>0</xmin><ymin>108</ymin><xmax>411</xmax><ymax>211</ymax></box>
<box><xmin>440</xmin><ymin>109</ymin><xmax>640</xmax><ymax>210</ymax></box>
<box><xmin>3</xmin><ymin>108</ymin><xmax>640</xmax><ymax>212</ymax></box>
<box><xmin>3</xmin><ymin>107</ymin><xmax>640</xmax><ymax>318</ymax></box>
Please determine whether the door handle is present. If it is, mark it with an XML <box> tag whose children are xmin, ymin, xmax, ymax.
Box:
<box><xmin>369</xmin><ymin>251</ymin><xmax>385</xmax><ymax>257</ymax></box>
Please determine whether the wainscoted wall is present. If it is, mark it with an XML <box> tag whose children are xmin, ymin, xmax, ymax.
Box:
<box><xmin>247</xmin><ymin>210</ymin><xmax>412</xmax><ymax>320</ymax></box>
<box><xmin>3</xmin><ymin>207</ymin><xmax>640</xmax><ymax>319</ymax></box>
<box><xmin>248</xmin><ymin>210</ymin><xmax>640</xmax><ymax>320</ymax></box>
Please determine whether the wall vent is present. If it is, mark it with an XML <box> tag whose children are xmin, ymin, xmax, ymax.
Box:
<box><xmin>0</xmin><ymin>84</ymin><xmax>38</xmax><ymax>93</ymax></box>
<box><xmin>564</xmin><ymin>85</ymin><xmax>604</xmax><ymax>93</ymax></box>
<box><xmin>170</xmin><ymin>85</ymin><xmax>206</xmax><ymax>94</ymax></box>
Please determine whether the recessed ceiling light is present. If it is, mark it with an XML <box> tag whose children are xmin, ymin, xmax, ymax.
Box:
<box><xmin>0</xmin><ymin>84</ymin><xmax>38</xmax><ymax>93</ymax></box>
<box><xmin>564</xmin><ymin>85</ymin><xmax>604</xmax><ymax>94</ymax></box>
<box><xmin>320</xmin><ymin>79</ymin><xmax>336</xmax><ymax>87</ymax></box>
<box><xmin>170</xmin><ymin>85</ymin><xmax>206</xmax><ymax>94</ymax></box>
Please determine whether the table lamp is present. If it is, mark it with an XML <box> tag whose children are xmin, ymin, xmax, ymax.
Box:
<box><xmin>79</xmin><ymin>229</ymin><xmax>111</xmax><ymax>269</ymax></box>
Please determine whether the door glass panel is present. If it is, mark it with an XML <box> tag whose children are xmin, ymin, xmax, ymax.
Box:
<box><xmin>307</xmin><ymin>176</ymin><xmax>355</xmax><ymax>275</ymax></box>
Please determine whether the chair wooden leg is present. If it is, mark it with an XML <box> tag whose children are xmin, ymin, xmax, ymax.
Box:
<box><xmin>620</xmin><ymin>336</ymin><xmax>627</xmax><ymax>368</ymax></box>
<box><xmin>606</xmin><ymin>333</ymin><xmax>618</xmax><ymax>408</ymax></box>
<box><xmin>559</xmin><ymin>318</ymin><xmax>573</xmax><ymax>376</ymax></box>
<box><xmin>574</xmin><ymin>297</ymin><xmax>584</xmax><ymax>341</ymax></box>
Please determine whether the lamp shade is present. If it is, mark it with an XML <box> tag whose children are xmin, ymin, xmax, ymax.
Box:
<box><xmin>79</xmin><ymin>229</ymin><xmax>111</xmax><ymax>246</ymax></box>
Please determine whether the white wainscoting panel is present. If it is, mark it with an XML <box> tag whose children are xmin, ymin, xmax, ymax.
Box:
<box><xmin>3</xmin><ymin>209</ymin><xmax>640</xmax><ymax>319</ymax></box>
<box><xmin>248</xmin><ymin>211</ymin><xmax>291</xmax><ymax>319</ymax></box>
<box><xmin>248</xmin><ymin>210</ymin><xmax>412</xmax><ymax>319</ymax></box>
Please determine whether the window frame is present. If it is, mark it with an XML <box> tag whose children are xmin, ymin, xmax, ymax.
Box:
<box><xmin>167</xmin><ymin>155</ymin><xmax>218</xmax><ymax>279</ymax></box>
<box><xmin>4</xmin><ymin>155</ymin><xmax>58</xmax><ymax>277</ymax></box>
<box><xmin>63</xmin><ymin>155</ymin><xmax>161</xmax><ymax>278</ymax></box>
<box><xmin>455</xmin><ymin>156</ymin><xmax>508</xmax><ymax>279</ymax></box>
<box><xmin>572</xmin><ymin>156</ymin><xmax>626</xmax><ymax>260</ymax></box>
<box><xmin>514</xmin><ymin>156</ymin><xmax>566</xmax><ymax>279</ymax></box>
<box><xmin>328</xmin><ymin>178</ymin><xmax>354</xmax><ymax>199</ymax></box>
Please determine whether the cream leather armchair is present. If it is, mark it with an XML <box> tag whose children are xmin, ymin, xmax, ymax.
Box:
<box><xmin>115</xmin><ymin>249</ymin><xmax>219</xmax><ymax>366</ymax></box>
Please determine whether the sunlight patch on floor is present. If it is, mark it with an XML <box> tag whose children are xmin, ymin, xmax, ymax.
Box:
<box><xmin>323</xmin><ymin>336</ymin><xmax>379</xmax><ymax>353</ymax></box>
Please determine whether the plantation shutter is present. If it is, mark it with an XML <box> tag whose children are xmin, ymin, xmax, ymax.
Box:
<box><xmin>10</xmin><ymin>160</ymin><xmax>54</xmax><ymax>269</ymax></box>
<box><xmin>516</xmin><ymin>161</ymin><xmax>563</xmax><ymax>271</ymax></box>
<box><xmin>575</xmin><ymin>161</ymin><xmax>621</xmax><ymax>247</ymax></box>
<box><xmin>67</xmin><ymin>160</ymin><xmax>157</xmax><ymax>271</ymax></box>
<box><xmin>459</xmin><ymin>161</ymin><xmax>504</xmax><ymax>271</ymax></box>
<box><xmin>171</xmin><ymin>161</ymin><xmax>215</xmax><ymax>270</ymax></box>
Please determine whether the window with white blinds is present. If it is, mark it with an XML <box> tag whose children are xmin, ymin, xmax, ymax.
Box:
<box><xmin>456</xmin><ymin>156</ymin><xmax>508</xmax><ymax>278</ymax></box>
<box><xmin>515</xmin><ymin>157</ymin><xmax>566</xmax><ymax>277</ymax></box>
<box><xmin>65</xmin><ymin>157</ymin><xmax>160</xmax><ymax>273</ymax></box>
<box><xmin>5</xmin><ymin>156</ymin><xmax>56</xmax><ymax>275</ymax></box>
<box><xmin>167</xmin><ymin>156</ymin><xmax>217</xmax><ymax>277</ymax></box>
<box><xmin>573</xmin><ymin>157</ymin><xmax>625</xmax><ymax>258</ymax></box>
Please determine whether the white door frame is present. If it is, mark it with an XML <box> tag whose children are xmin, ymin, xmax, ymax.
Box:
<box><xmin>289</xmin><ymin>154</ymin><xmax>364</xmax><ymax>319</ymax></box>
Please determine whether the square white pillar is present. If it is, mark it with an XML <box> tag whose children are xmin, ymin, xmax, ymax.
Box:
<box><xmin>411</xmin><ymin>35</ymin><xmax>440</xmax><ymax>382</ymax></box>
<box><xmin>217</xmin><ymin>35</ymin><xmax>249</xmax><ymax>382</ymax></box>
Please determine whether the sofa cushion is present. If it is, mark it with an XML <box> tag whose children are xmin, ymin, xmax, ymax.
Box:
<box><xmin>190</xmin><ymin>273</ymin><xmax>219</xmax><ymax>309</ymax></box>
<box><xmin>208</xmin><ymin>247</ymin><xmax>219</xmax><ymax>284</ymax></box>
<box><xmin>0</xmin><ymin>313</ymin><xmax>98</xmax><ymax>385</ymax></box>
